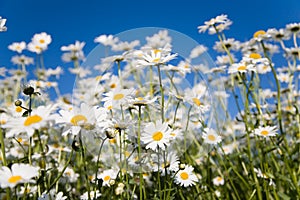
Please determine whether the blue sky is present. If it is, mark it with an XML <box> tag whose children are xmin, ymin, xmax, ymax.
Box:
<box><xmin>0</xmin><ymin>0</ymin><xmax>300</xmax><ymax>94</ymax></box>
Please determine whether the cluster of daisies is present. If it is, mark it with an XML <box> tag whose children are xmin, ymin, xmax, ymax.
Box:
<box><xmin>0</xmin><ymin>14</ymin><xmax>299</xmax><ymax>199</ymax></box>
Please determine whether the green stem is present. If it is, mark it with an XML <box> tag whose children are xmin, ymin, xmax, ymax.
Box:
<box><xmin>137</xmin><ymin>105</ymin><xmax>144</xmax><ymax>200</ymax></box>
<box><xmin>157</xmin><ymin>65</ymin><xmax>164</xmax><ymax>122</ymax></box>
<box><xmin>47</xmin><ymin>149</ymin><xmax>74</xmax><ymax>193</ymax></box>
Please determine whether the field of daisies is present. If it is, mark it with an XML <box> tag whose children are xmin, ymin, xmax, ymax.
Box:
<box><xmin>0</xmin><ymin>14</ymin><xmax>300</xmax><ymax>200</ymax></box>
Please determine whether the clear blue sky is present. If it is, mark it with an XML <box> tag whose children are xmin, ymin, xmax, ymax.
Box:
<box><xmin>0</xmin><ymin>0</ymin><xmax>300</xmax><ymax>94</ymax></box>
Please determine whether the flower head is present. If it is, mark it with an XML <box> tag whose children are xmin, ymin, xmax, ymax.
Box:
<box><xmin>202</xmin><ymin>128</ymin><xmax>222</xmax><ymax>144</ymax></box>
<box><xmin>253</xmin><ymin>125</ymin><xmax>277</xmax><ymax>137</ymax></box>
<box><xmin>175</xmin><ymin>164</ymin><xmax>198</xmax><ymax>187</ymax></box>
<box><xmin>0</xmin><ymin>163</ymin><xmax>39</xmax><ymax>188</ymax></box>
<box><xmin>141</xmin><ymin>121</ymin><xmax>172</xmax><ymax>151</ymax></box>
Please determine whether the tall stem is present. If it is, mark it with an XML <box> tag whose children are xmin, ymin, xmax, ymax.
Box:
<box><xmin>157</xmin><ymin>65</ymin><xmax>164</xmax><ymax>122</ymax></box>
<box><xmin>137</xmin><ymin>105</ymin><xmax>144</xmax><ymax>199</ymax></box>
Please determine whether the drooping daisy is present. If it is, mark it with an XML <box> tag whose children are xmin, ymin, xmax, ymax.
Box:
<box><xmin>141</xmin><ymin>120</ymin><xmax>172</xmax><ymax>151</ymax></box>
<box><xmin>175</xmin><ymin>164</ymin><xmax>198</xmax><ymax>187</ymax></box>
<box><xmin>202</xmin><ymin>128</ymin><xmax>222</xmax><ymax>144</ymax></box>
<box><xmin>97</xmin><ymin>169</ymin><xmax>118</xmax><ymax>187</ymax></box>
<box><xmin>213</xmin><ymin>176</ymin><xmax>225</xmax><ymax>186</ymax></box>
<box><xmin>0</xmin><ymin>163</ymin><xmax>39</xmax><ymax>188</ymax></box>
<box><xmin>253</xmin><ymin>125</ymin><xmax>278</xmax><ymax>137</ymax></box>
<box><xmin>3</xmin><ymin>104</ymin><xmax>58</xmax><ymax>138</ymax></box>
<box><xmin>8</xmin><ymin>42</ymin><xmax>26</xmax><ymax>53</ymax></box>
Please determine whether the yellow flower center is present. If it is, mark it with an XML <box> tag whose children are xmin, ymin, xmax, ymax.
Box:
<box><xmin>104</xmin><ymin>175</ymin><xmax>110</xmax><ymax>181</ymax></box>
<box><xmin>24</xmin><ymin>115</ymin><xmax>42</xmax><ymax>126</ymax></box>
<box><xmin>180</xmin><ymin>172</ymin><xmax>189</xmax><ymax>180</ymax></box>
<box><xmin>8</xmin><ymin>175</ymin><xmax>22</xmax><ymax>183</ymax></box>
<box><xmin>70</xmin><ymin>114</ymin><xmax>87</xmax><ymax>126</ymax></box>
<box><xmin>192</xmin><ymin>98</ymin><xmax>201</xmax><ymax>106</ymax></box>
<box><xmin>253</xmin><ymin>30</ymin><xmax>266</xmax><ymax>38</ymax></box>
<box><xmin>15</xmin><ymin>106</ymin><xmax>23</xmax><ymax>113</ymax></box>
<box><xmin>35</xmin><ymin>45</ymin><xmax>42</xmax><ymax>50</ymax></box>
<box><xmin>237</xmin><ymin>65</ymin><xmax>247</xmax><ymax>71</ymax></box>
<box><xmin>207</xmin><ymin>134</ymin><xmax>216</xmax><ymax>141</ymax></box>
<box><xmin>152</xmin><ymin>131</ymin><xmax>163</xmax><ymax>141</ymax></box>
<box><xmin>0</xmin><ymin>119</ymin><xmax>6</xmax><ymax>125</ymax></box>
<box><xmin>39</xmin><ymin>39</ymin><xmax>45</xmax><ymax>44</ymax></box>
<box><xmin>260</xmin><ymin>130</ymin><xmax>269</xmax><ymax>136</ymax></box>
<box><xmin>249</xmin><ymin>53</ymin><xmax>261</xmax><ymax>59</ymax></box>
<box><xmin>184</xmin><ymin>64</ymin><xmax>189</xmax><ymax>69</ymax></box>
<box><xmin>113</xmin><ymin>93</ymin><xmax>124</xmax><ymax>100</ymax></box>
<box><xmin>170</xmin><ymin>132</ymin><xmax>176</xmax><ymax>137</ymax></box>
<box><xmin>263</xmin><ymin>66</ymin><xmax>268</xmax><ymax>70</ymax></box>
<box><xmin>137</xmin><ymin>97</ymin><xmax>144</xmax><ymax>101</ymax></box>
<box><xmin>153</xmin><ymin>58</ymin><xmax>160</xmax><ymax>63</ymax></box>
<box><xmin>217</xmin><ymin>177</ymin><xmax>223</xmax><ymax>182</ymax></box>
<box><xmin>153</xmin><ymin>49</ymin><xmax>161</xmax><ymax>54</ymax></box>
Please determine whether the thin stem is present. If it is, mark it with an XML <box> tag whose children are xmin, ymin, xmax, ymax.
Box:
<box><xmin>47</xmin><ymin>149</ymin><xmax>74</xmax><ymax>193</ymax></box>
<box><xmin>157</xmin><ymin>65</ymin><xmax>164</xmax><ymax>122</ymax></box>
<box><xmin>137</xmin><ymin>105</ymin><xmax>144</xmax><ymax>200</ymax></box>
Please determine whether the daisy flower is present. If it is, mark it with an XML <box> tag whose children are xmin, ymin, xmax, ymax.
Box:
<box><xmin>151</xmin><ymin>152</ymin><xmax>179</xmax><ymax>175</ymax></box>
<box><xmin>102</xmin><ymin>87</ymin><xmax>135</xmax><ymax>110</ymax></box>
<box><xmin>267</xmin><ymin>28</ymin><xmax>290</xmax><ymax>41</ymax></box>
<box><xmin>253</xmin><ymin>125</ymin><xmax>278</xmax><ymax>137</ymax></box>
<box><xmin>137</xmin><ymin>49</ymin><xmax>177</xmax><ymax>67</ymax></box>
<box><xmin>8</xmin><ymin>42</ymin><xmax>26</xmax><ymax>53</ymax></box>
<box><xmin>277</xmin><ymin>73</ymin><xmax>289</xmax><ymax>83</ymax></box>
<box><xmin>202</xmin><ymin>128</ymin><xmax>222</xmax><ymax>144</ymax></box>
<box><xmin>213</xmin><ymin>176</ymin><xmax>225</xmax><ymax>186</ymax></box>
<box><xmin>11</xmin><ymin>55</ymin><xmax>34</xmax><ymax>66</ymax></box>
<box><xmin>0</xmin><ymin>163</ymin><xmax>39</xmax><ymax>188</ymax></box>
<box><xmin>213</xmin><ymin>38</ymin><xmax>240</xmax><ymax>53</ymax></box>
<box><xmin>3</xmin><ymin>104</ymin><xmax>57</xmax><ymax>138</ymax></box>
<box><xmin>94</xmin><ymin>34</ymin><xmax>119</xmax><ymax>46</ymax></box>
<box><xmin>141</xmin><ymin>120</ymin><xmax>172</xmax><ymax>151</ymax></box>
<box><xmin>228</xmin><ymin>62</ymin><xmax>255</xmax><ymax>74</ymax></box>
<box><xmin>97</xmin><ymin>169</ymin><xmax>118</xmax><ymax>187</ymax></box>
<box><xmin>198</xmin><ymin>14</ymin><xmax>229</xmax><ymax>33</ymax></box>
<box><xmin>285</xmin><ymin>23</ymin><xmax>300</xmax><ymax>35</ymax></box>
<box><xmin>56</xmin><ymin>103</ymin><xmax>106</xmax><ymax>136</ymax></box>
<box><xmin>31</xmin><ymin>32</ymin><xmax>52</xmax><ymax>48</ymax></box>
<box><xmin>175</xmin><ymin>164</ymin><xmax>198</xmax><ymax>187</ymax></box>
